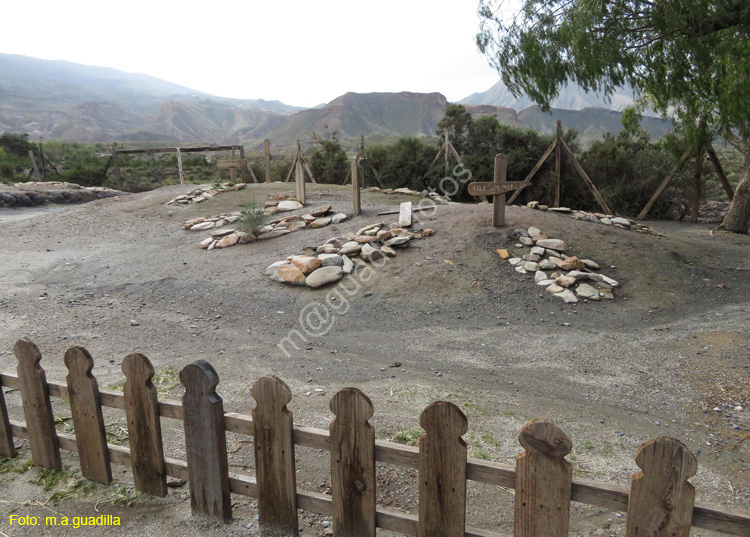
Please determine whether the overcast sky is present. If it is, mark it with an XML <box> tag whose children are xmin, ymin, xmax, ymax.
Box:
<box><xmin>0</xmin><ymin>0</ymin><xmax>510</xmax><ymax>108</ymax></box>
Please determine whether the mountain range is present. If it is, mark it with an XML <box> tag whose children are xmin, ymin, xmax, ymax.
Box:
<box><xmin>0</xmin><ymin>53</ymin><xmax>673</xmax><ymax>149</ymax></box>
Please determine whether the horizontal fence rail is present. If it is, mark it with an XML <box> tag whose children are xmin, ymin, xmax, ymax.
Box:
<box><xmin>1</xmin><ymin>338</ymin><xmax>749</xmax><ymax>537</ymax></box>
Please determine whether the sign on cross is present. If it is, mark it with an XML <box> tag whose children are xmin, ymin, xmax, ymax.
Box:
<box><xmin>467</xmin><ymin>154</ymin><xmax>528</xmax><ymax>227</ymax></box>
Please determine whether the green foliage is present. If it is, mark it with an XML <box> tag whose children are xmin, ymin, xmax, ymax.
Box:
<box><xmin>238</xmin><ymin>199</ymin><xmax>269</xmax><ymax>234</ymax></box>
<box><xmin>0</xmin><ymin>132</ymin><xmax>35</xmax><ymax>156</ymax></box>
<box><xmin>309</xmin><ymin>130</ymin><xmax>349</xmax><ymax>184</ymax></box>
<box><xmin>367</xmin><ymin>137</ymin><xmax>438</xmax><ymax>191</ymax></box>
<box><xmin>436</xmin><ymin>103</ymin><xmax>473</xmax><ymax>154</ymax></box>
<box><xmin>393</xmin><ymin>427</ymin><xmax>425</xmax><ymax>446</ymax></box>
<box><xmin>579</xmin><ymin>129</ymin><xmax>688</xmax><ymax>217</ymax></box>
<box><xmin>477</xmin><ymin>0</ymin><xmax>750</xmax><ymax>231</ymax></box>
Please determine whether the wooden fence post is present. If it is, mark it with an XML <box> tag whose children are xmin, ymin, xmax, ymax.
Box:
<box><xmin>64</xmin><ymin>346</ymin><xmax>111</xmax><ymax>484</ymax></box>
<box><xmin>492</xmin><ymin>154</ymin><xmax>508</xmax><ymax>227</ymax></box>
<box><xmin>122</xmin><ymin>353</ymin><xmax>167</xmax><ymax>497</ymax></box>
<box><xmin>0</xmin><ymin>379</ymin><xmax>16</xmax><ymax>458</ymax></box>
<box><xmin>514</xmin><ymin>420</ymin><xmax>572</xmax><ymax>537</ymax></box>
<box><xmin>352</xmin><ymin>158</ymin><xmax>361</xmax><ymax>216</ymax></box>
<box><xmin>418</xmin><ymin>401</ymin><xmax>468</xmax><ymax>537</ymax></box>
<box><xmin>330</xmin><ymin>388</ymin><xmax>376</xmax><ymax>537</ymax></box>
<box><xmin>626</xmin><ymin>437</ymin><xmax>697</xmax><ymax>537</ymax></box>
<box><xmin>252</xmin><ymin>375</ymin><xmax>298</xmax><ymax>536</ymax></box>
<box><xmin>295</xmin><ymin>143</ymin><xmax>306</xmax><ymax>205</ymax></box>
<box><xmin>180</xmin><ymin>360</ymin><xmax>232</xmax><ymax>522</ymax></box>
<box><xmin>14</xmin><ymin>338</ymin><xmax>61</xmax><ymax>469</ymax></box>
<box><xmin>265</xmin><ymin>139</ymin><xmax>272</xmax><ymax>183</ymax></box>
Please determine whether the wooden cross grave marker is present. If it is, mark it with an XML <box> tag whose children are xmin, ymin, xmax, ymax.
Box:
<box><xmin>467</xmin><ymin>154</ymin><xmax>528</xmax><ymax>227</ymax></box>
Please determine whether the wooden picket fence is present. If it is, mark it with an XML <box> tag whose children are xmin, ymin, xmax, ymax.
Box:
<box><xmin>1</xmin><ymin>337</ymin><xmax>749</xmax><ymax>536</ymax></box>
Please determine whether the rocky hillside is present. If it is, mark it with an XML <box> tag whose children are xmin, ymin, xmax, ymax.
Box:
<box><xmin>265</xmin><ymin>92</ymin><xmax>449</xmax><ymax>147</ymax></box>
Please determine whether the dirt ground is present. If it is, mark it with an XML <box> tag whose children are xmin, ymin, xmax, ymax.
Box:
<box><xmin>0</xmin><ymin>183</ymin><xmax>749</xmax><ymax>536</ymax></box>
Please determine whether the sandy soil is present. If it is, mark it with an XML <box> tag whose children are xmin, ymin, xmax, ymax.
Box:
<box><xmin>0</xmin><ymin>183</ymin><xmax>749</xmax><ymax>536</ymax></box>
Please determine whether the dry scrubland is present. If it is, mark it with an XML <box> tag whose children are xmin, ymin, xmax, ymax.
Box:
<box><xmin>0</xmin><ymin>183</ymin><xmax>749</xmax><ymax>536</ymax></box>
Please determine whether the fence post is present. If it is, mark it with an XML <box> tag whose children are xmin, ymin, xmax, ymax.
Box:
<box><xmin>180</xmin><ymin>360</ymin><xmax>232</xmax><ymax>522</ymax></box>
<box><xmin>64</xmin><ymin>346</ymin><xmax>111</xmax><ymax>484</ymax></box>
<box><xmin>122</xmin><ymin>353</ymin><xmax>167</xmax><ymax>497</ymax></box>
<box><xmin>514</xmin><ymin>420</ymin><xmax>572</xmax><ymax>537</ymax></box>
<box><xmin>252</xmin><ymin>375</ymin><xmax>298</xmax><ymax>536</ymax></box>
<box><xmin>14</xmin><ymin>338</ymin><xmax>61</xmax><ymax>469</ymax></box>
<box><xmin>626</xmin><ymin>437</ymin><xmax>697</xmax><ymax>537</ymax></box>
<box><xmin>0</xmin><ymin>379</ymin><xmax>16</xmax><ymax>458</ymax></box>
<box><xmin>418</xmin><ymin>401</ymin><xmax>467</xmax><ymax>537</ymax></box>
<box><xmin>330</xmin><ymin>388</ymin><xmax>376</xmax><ymax>537</ymax></box>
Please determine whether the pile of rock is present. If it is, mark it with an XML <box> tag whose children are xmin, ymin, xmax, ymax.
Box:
<box><xmin>166</xmin><ymin>182</ymin><xmax>246</xmax><ymax>205</ymax></box>
<box><xmin>522</xmin><ymin>201</ymin><xmax>657</xmax><ymax>234</ymax></box>
<box><xmin>0</xmin><ymin>181</ymin><xmax>126</xmax><ymax>207</ymax></box>
<box><xmin>363</xmin><ymin>186</ymin><xmax>450</xmax><ymax>202</ymax></box>
<box><xmin>498</xmin><ymin>227</ymin><xmax>620</xmax><ymax>303</ymax></box>
<box><xmin>266</xmin><ymin>222</ymin><xmax>433</xmax><ymax>288</ymax></box>
<box><xmin>191</xmin><ymin>204</ymin><xmax>349</xmax><ymax>251</ymax></box>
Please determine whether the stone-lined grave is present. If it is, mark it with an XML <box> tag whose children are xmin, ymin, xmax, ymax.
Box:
<box><xmin>266</xmin><ymin>221</ymin><xmax>433</xmax><ymax>288</ymax></box>
<box><xmin>498</xmin><ymin>226</ymin><xmax>620</xmax><ymax>303</ymax></box>
<box><xmin>522</xmin><ymin>201</ymin><xmax>658</xmax><ymax>234</ymax></box>
<box><xmin>166</xmin><ymin>182</ymin><xmax>246</xmax><ymax>205</ymax></box>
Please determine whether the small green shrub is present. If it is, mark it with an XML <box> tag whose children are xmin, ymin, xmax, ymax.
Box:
<box><xmin>238</xmin><ymin>199</ymin><xmax>268</xmax><ymax>234</ymax></box>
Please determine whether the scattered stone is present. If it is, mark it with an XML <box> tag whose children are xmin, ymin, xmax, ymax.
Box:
<box><xmin>582</xmin><ymin>259</ymin><xmax>600</xmax><ymax>270</ymax></box>
<box><xmin>130</xmin><ymin>320</ymin><xmax>140</xmax><ymax>326</ymax></box>
<box><xmin>534</xmin><ymin>271</ymin><xmax>548</xmax><ymax>283</ymax></box>
<box><xmin>611</xmin><ymin>217</ymin><xmax>632</xmax><ymax>227</ymax></box>
<box><xmin>166</xmin><ymin>182</ymin><xmax>245</xmax><ymax>205</ymax></box>
<box><xmin>381</xmin><ymin>245</ymin><xmax>396</xmax><ymax>257</ymax></box>
<box><xmin>266</xmin><ymin>261</ymin><xmax>290</xmax><ymax>282</ymax></box>
<box><xmin>302</xmin><ymin>214</ymin><xmax>316</xmax><ymax>224</ymax></box>
<box><xmin>523</xmin><ymin>254</ymin><xmax>541</xmax><ymax>262</ymax></box>
<box><xmin>557</xmin><ymin>256</ymin><xmax>585</xmax><ymax>271</ymax></box>
<box><xmin>537</xmin><ymin>279</ymin><xmax>555</xmax><ymax>287</ymax></box>
<box><xmin>496</xmin><ymin>249</ymin><xmax>510</xmax><ymax>259</ymax></box>
<box><xmin>546</xmin><ymin>283</ymin><xmax>564</xmax><ymax>294</ymax></box>
<box><xmin>575</xmin><ymin>283</ymin><xmax>600</xmax><ymax>300</ymax></box>
<box><xmin>567</xmin><ymin>270</ymin><xmax>590</xmax><ymax>281</ymax></box>
<box><xmin>386</xmin><ymin>236</ymin><xmax>411</xmax><ymax>248</ymax></box>
<box><xmin>549</xmin><ymin>207</ymin><xmax>572</xmax><ymax>213</ymax></box>
<box><xmin>530</xmin><ymin>246</ymin><xmax>545</xmax><ymax>256</ymax></box>
<box><xmin>508</xmin><ymin>258</ymin><xmax>522</xmax><ymax>266</ymax></box>
<box><xmin>288</xmin><ymin>221</ymin><xmax>306</xmax><ymax>232</ymax></box>
<box><xmin>535</xmin><ymin>238</ymin><xmax>568</xmax><ymax>251</ymax></box>
<box><xmin>423</xmin><ymin>228</ymin><xmax>434</xmax><ymax>237</ymax></box>
<box><xmin>191</xmin><ymin>221</ymin><xmax>215</xmax><ymax>231</ymax></box>
<box><xmin>555</xmin><ymin>289</ymin><xmax>579</xmax><ymax>303</ymax></box>
<box><xmin>306</xmin><ymin>266</ymin><xmax>344</xmax><ymax>288</ymax></box>
<box><xmin>524</xmin><ymin>262</ymin><xmax>539</xmax><ymax>272</ymax></box>
<box><xmin>331</xmin><ymin>213</ymin><xmax>348</xmax><ymax>224</ymax></box>
<box><xmin>211</xmin><ymin>228</ymin><xmax>236</xmax><ymax>238</ymax></box>
<box><xmin>515</xmin><ymin>267</ymin><xmax>528</xmax><ymax>274</ymax></box>
<box><xmin>200</xmin><ymin>237</ymin><xmax>213</xmax><ymax>249</ymax></box>
<box><xmin>599</xmin><ymin>289</ymin><xmax>614</xmax><ymax>300</ymax></box>
<box><xmin>519</xmin><ymin>236</ymin><xmax>534</xmax><ymax>246</ymax></box>
<box><xmin>236</xmin><ymin>231</ymin><xmax>256</xmax><ymax>244</ymax></box>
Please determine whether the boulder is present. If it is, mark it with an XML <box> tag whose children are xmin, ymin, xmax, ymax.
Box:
<box><xmin>361</xmin><ymin>243</ymin><xmax>384</xmax><ymax>262</ymax></box>
<box><xmin>381</xmin><ymin>245</ymin><xmax>396</xmax><ymax>257</ymax></box>
<box><xmin>385</xmin><ymin>236</ymin><xmax>411</xmax><ymax>247</ymax></box>
<box><xmin>278</xmin><ymin>265</ymin><xmax>306</xmax><ymax>285</ymax></box>
<box><xmin>318</xmin><ymin>254</ymin><xmax>343</xmax><ymax>267</ymax></box>
<box><xmin>555</xmin><ymin>275</ymin><xmax>577</xmax><ymax>288</ymax></box>
<box><xmin>306</xmin><ymin>266</ymin><xmax>344</xmax><ymax>288</ymax></box>
<box><xmin>340</xmin><ymin>242</ymin><xmax>362</xmax><ymax>256</ymax></box>
<box><xmin>266</xmin><ymin>261</ymin><xmax>291</xmax><ymax>282</ymax></box>
<box><xmin>557</xmin><ymin>256</ymin><xmax>585</xmax><ymax>271</ymax></box>
<box><xmin>309</xmin><ymin>204</ymin><xmax>332</xmax><ymax>217</ymax></box>
<box><xmin>277</xmin><ymin>200</ymin><xmax>304</xmax><ymax>211</ymax></box>
<box><xmin>310</xmin><ymin>217</ymin><xmax>332</xmax><ymax>228</ymax></box>
<box><xmin>342</xmin><ymin>255</ymin><xmax>354</xmax><ymax>274</ymax></box>
<box><xmin>258</xmin><ymin>229</ymin><xmax>291</xmax><ymax>240</ymax></box>
<box><xmin>554</xmin><ymin>289</ymin><xmax>579</xmax><ymax>303</ymax></box>
<box><xmin>291</xmin><ymin>256</ymin><xmax>323</xmax><ymax>275</ymax></box>
<box><xmin>236</xmin><ymin>231</ymin><xmax>256</xmax><ymax>244</ymax></box>
<box><xmin>215</xmin><ymin>233</ymin><xmax>239</xmax><ymax>248</ymax></box>
<box><xmin>576</xmin><ymin>283</ymin><xmax>600</xmax><ymax>300</ymax></box>
<box><xmin>535</xmin><ymin>238</ymin><xmax>568</xmax><ymax>251</ymax></box>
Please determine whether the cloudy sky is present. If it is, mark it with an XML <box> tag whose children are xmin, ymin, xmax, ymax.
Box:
<box><xmin>0</xmin><ymin>0</ymin><xmax>510</xmax><ymax>108</ymax></box>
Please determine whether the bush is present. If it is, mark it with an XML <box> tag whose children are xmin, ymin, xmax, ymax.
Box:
<box><xmin>309</xmin><ymin>131</ymin><xmax>349</xmax><ymax>184</ymax></box>
<box><xmin>237</xmin><ymin>199</ymin><xmax>268</xmax><ymax>234</ymax></box>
